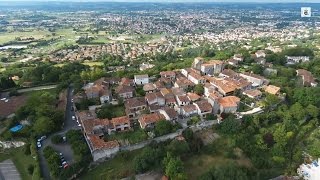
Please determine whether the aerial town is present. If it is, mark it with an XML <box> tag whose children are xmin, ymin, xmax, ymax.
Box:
<box><xmin>0</xmin><ymin>1</ymin><xmax>319</xmax><ymax>180</ymax></box>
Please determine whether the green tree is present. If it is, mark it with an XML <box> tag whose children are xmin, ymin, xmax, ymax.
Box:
<box><xmin>33</xmin><ymin>116</ymin><xmax>54</xmax><ymax>135</ymax></box>
<box><xmin>154</xmin><ymin>120</ymin><xmax>173</xmax><ymax>136</ymax></box>
<box><xmin>167</xmin><ymin>140</ymin><xmax>190</xmax><ymax>156</ymax></box>
<box><xmin>163</xmin><ymin>153</ymin><xmax>187</xmax><ymax>180</ymax></box>
<box><xmin>218</xmin><ymin>116</ymin><xmax>240</xmax><ymax>134</ymax></box>
<box><xmin>194</xmin><ymin>84</ymin><xmax>204</xmax><ymax>95</ymax></box>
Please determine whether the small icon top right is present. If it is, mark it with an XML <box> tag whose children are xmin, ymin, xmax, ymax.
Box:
<box><xmin>301</xmin><ymin>7</ymin><xmax>311</xmax><ymax>17</ymax></box>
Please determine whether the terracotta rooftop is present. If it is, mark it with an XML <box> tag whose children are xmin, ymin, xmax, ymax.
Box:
<box><xmin>181</xmin><ymin>104</ymin><xmax>197</xmax><ymax>113</ymax></box>
<box><xmin>195</xmin><ymin>100</ymin><xmax>212</xmax><ymax>112</ymax></box>
<box><xmin>87</xmin><ymin>134</ymin><xmax>119</xmax><ymax>151</ymax></box>
<box><xmin>138</xmin><ymin>113</ymin><xmax>166</xmax><ymax>129</ymax></box>
<box><xmin>145</xmin><ymin>92</ymin><xmax>164</xmax><ymax>103</ymax></box>
<box><xmin>209</xmin><ymin>77</ymin><xmax>238</xmax><ymax>94</ymax></box>
<box><xmin>177</xmin><ymin>95</ymin><xmax>190</xmax><ymax>103</ymax></box>
<box><xmin>143</xmin><ymin>83</ymin><xmax>156</xmax><ymax>92</ymax></box>
<box><xmin>296</xmin><ymin>69</ymin><xmax>317</xmax><ymax>85</ymax></box>
<box><xmin>220</xmin><ymin>69</ymin><xmax>238</xmax><ymax>78</ymax></box>
<box><xmin>189</xmin><ymin>72</ymin><xmax>205</xmax><ymax>80</ymax></box>
<box><xmin>187</xmin><ymin>92</ymin><xmax>201</xmax><ymax>101</ymax></box>
<box><xmin>218</xmin><ymin>96</ymin><xmax>240</xmax><ymax>108</ymax></box>
<box><xmin>264</xmin><ymin>85</ymin><xmax>281</xmax><ymax>95</ymax></box>
<box><xmin>162</xmin><ymin>107</ymin><xmax>178</xmax><ymax>119</ymax></box>
<box><xmin>111</xmin><ymin>116</ymin><xmax>130</xmax><ymax>127</ymax></box>
<box><xmin>115</xmin><ymin>85</ymin><xmax>134</xmax><ymax>94</ymax></box>
<box><xmin>243</xmin><ymin>89</ymin><xmax>262</xmax><ymax>98</ymax></box>
<box><xmin>160</xmin><ymin>71</ymin><xmax>176</xmax><ymax>77</ymax></box>
<box><xmin>160</xmin><ymin>88</ymin><xmax>174</xmax><ymax>98</ymax></box>
<box><xmin>125</xmin><ymin>97</ymin><xmax>146</xmax><ymax>109</ymax></box>
<box><xmin>121</xmin><ymin>77</ymin><xmax>134</xmax><ymax>86</ymax></box>
<box><xmin>171</xmin><ymin>87</ymin><xmax>185</xmax><ymax>96</ymax></box>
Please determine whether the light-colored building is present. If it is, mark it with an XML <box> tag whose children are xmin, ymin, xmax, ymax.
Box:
<box><xmin>297</xmin><ymin>158</ymin><xmax>320</xmax><ymax>180</ymax></box>
<box><xmin>286</xmin><ymin>56</ymin><xmax>310</xmax><ymax>64</ymax></box>
<box><xmin>194</xmin><ymin>100</ymin><xmax>213</xmax><ymax>118</ymax></box>
<box><xmin>159</xmin><ymin>107</ymin><xmax>179</xmax><ymax>121</ymax></box>
<box><xmin>115</xmin><ymin>85</ymin><xmax>134</xmax><ymax>99</ymax></box>
<box><xmin>134</xmin><ymin>74</ymin><xmax>149</xmax><ymax>85</ymax></box>
<box><xmin>188</xmin><ymin>72</ymin><xmax>206</xmax><ymax>85</ymax></box>
<box><xmin>255</xmin><ymin>50</ymin><xmax>266</xmax><ymax>58</ymax></box>
<box><xmin>264</xmin><ymin>85</ymin><xmax>281</xmax><ymax>95</ymax></box>
<box><xmin>296</xmin><ymin>69</ymin><xmax>318</xmax><ymax>87</ymax></box>
<box><xmin>160</xmin><ymin>71</ymin><xmax>176</xmax><ymax>80</ymax></box>
<box><xmin>243</xmin><ymin>89</ymin><xmax>262</xmax><ymax>99</ymax></box>
<box><xmin>138</xmin><ymin>112</ymin><xmax>166</xmax><ymax>129</ymax></box>
<box><xmin>180</xmin><ymin>104</ymin><xmax>198</xmax><ymax>117</ymax></box>
<box><xmin>218</xmin><ymin>96</ymin><xmax>240</xmax><ymax>114</ymax></box>
<box><xmin>200</xmin><ymin>60</ymin><xmax>224</xmax><ymax>75</ymax></box>
<box><xmin>239</xmin><ymin>72</ymin><xmax>265</xmax><ymax>87</ymax></box>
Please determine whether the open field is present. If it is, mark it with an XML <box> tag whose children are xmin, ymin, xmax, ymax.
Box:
<box><xmin>0</xmin><ymin>30</ymin><xmax>52</xmax><ymax>45</ymax></box>
<box><xmin>54</xmin><ymin>61</ymin><xmax>104</xmax><ymax>67</ymax></box>
<box><xmin>81</xmin><ymin>149</ymin><xmax>143</xmax><ymax>180</ymax></box>
<box><xmin>0</xmin><ymin>147</ymin><xmax>40</xmax><ymax>180</ymax></box>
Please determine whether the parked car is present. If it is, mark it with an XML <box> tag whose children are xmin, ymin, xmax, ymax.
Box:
<box><xmin>63</xmin><ymin>164</ymin><xmax>69</xmax><ymax>169</ymax></box>
<box><xmin>37</xmin><ymin>141</ymin><xmax>42</xmax><ymax>148</ymax></box>
<box><xmin>39</xmin><ymin>135</ymin><xmax>47</xmax><ymax>141</ymax></box>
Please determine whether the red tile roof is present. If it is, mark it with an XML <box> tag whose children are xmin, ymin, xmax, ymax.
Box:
<box><xmin>218</xmin><ymin>96</ymin><xmax>240</xmax><ymax>108</ymax></box>
<box><xmin>138</xmin><ymin>113</ymin><xmax>166</xmax><ymax>129</ymax></box>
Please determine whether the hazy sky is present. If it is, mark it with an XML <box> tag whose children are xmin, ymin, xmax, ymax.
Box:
<box><xmin>0</xmin><ymin>0</ymin><xmax>319</xmax><ymax>2</ymax></box>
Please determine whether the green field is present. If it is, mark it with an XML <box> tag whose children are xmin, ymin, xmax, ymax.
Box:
<box><xmin>54</xmin><ymin>61</ymin><xmax>104</xmax><ymax>67</ymax></box>
<box><xmin>81</xmin><ymin>149</ymin><xmax>143</xmax><ymax>180</ymax></box>
<box><xmin>0</xmin><ymin>30</ymin><xmax>52</xmax><ymax>44</ymax></box>
<box><xmin>0</xmin><ymin>146</ymin><xmax>40</xmax><ymax>180</ymax></box>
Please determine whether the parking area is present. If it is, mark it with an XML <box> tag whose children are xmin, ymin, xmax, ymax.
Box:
<box><xmin>0</xmin><ymin>159</ymin><xmax>21</xmax><ymax>180</ymax></box>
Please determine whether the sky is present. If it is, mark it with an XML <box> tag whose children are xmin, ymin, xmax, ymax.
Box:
<box><xmin>0</xmin><ymin>0</ymin><xmax>319</xmax><ymax>2</ymax></box>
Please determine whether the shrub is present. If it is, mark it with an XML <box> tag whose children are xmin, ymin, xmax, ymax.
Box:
<box><xmin>27</xmin><ymin>164</ymin><xmax>34</xmax><ymax>175</ymax></box>
<box><xmin>24</xmin><ymin>143</ymin><xmax>31</xmax><ymax>155</ymax></box>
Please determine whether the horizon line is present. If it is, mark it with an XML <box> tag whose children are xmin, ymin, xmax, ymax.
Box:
<box><xmin>0</xmin><ymin>0</ymin><xmax>319</xmax><ymax>3</ymax></box>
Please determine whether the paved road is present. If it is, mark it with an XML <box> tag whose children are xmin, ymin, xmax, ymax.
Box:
<box><xmin>0</xmin><ymin>159</ymin><xmax>21</xmax><ymax>180</ymax></box>
<box><xmin>39</xmin><ymin>85</ymin><xmax>79</xmax><ymax>180</ymax></box>
<box><xmin>17</xmin><ymin>85</ymin><xmax>57</xmax><ymax>93</ymax></box>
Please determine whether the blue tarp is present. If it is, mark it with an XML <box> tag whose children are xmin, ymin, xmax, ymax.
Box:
<box><xmin>9</xmin><ymin>125</ymin><xmax>23</xmax><ymax>132</ymax></box>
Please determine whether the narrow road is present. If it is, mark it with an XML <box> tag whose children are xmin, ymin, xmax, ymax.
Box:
<box><xmin>17</xmin><ymin>85</ymin><xmax>57</xmax><ymax>93</ymax></box>
<box><xmin>39</xmin><ymin>85</ymin><xmax>78</xmax><ymax>180</ymax></box>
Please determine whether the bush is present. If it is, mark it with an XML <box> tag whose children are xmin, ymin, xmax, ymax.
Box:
<box><xmin>27</xmin><ymin>164</ymin><xmax>34</xmax><ymax>175</ymax></box>
<box><xmin>51</xmin><ymin>135</ymin><xmax>62</xmax><ymax>144</ymax></box>
<box><xmin>24</xmin><ymin>143</ymin><xmax>31</xmax><ymax>155</ymax></box>
<box><xmin>154</xmin><ymin>120</ymin><xmax>174</xmax><ymax>136</ymax></box>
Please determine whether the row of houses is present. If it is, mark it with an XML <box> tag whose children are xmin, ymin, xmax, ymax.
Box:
<box><xmin>77</xmin><ymin>57</ymin><xmax>286</xmax><ymax>162</ymax></box>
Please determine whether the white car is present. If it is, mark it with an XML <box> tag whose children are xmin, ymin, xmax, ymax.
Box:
<box><xmin>72</xmin><ymin>116</ymin><xmax>76</xmax><ymax>120</ymax></box>
<box><xmin>37</xmin><ymin>142</ymin><xmax>42</xmax><ymax>148</ymax></box>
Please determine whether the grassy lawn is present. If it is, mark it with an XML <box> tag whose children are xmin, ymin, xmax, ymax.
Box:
<box><xmin>54</xmin><ymin>61</ymin><xmax>104</xmax><ymax>67</ymax></box>
<box><xmin>97</xmin><ymin>104</ymin><xmax>126</xmax><ymax>119</ymax></box>
<box><xmin>82</xmin><ymin>61</ymin><xmax>104</xmax><ymax>67</ymax></box>
<box><xmin>81</xmin><ymin>149</ymin><xmax>143</xmax><ymax>180</ymax></box>
<box><xmin>0</xmin><ymin>30</ymin><xmax>51</xmax><ymax>44</ymax></box>
<box><xmin>106</xmin><ymin>129</ymin><xmax>148</xmax><ymax>145</ymax></box>
<box><xmin>0</xmin><ymin>147</ymin><xmax>39</xmax><ymax>180</ymax></box>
